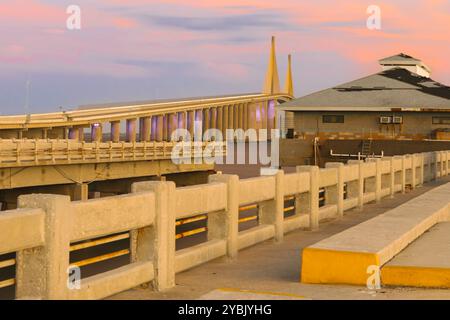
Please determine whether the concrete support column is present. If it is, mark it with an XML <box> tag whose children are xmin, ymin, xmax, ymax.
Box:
<box><xmin>156</xmin><ymin>115</ymin><xmax>164</xmax><ymax>142</ymax></box>
<box><xmin>238</xmin><ymin>104</ymin><xmax>244</xmax><ymax>129</ymax></box>
<box><xmin>217</xmin><ymin>107</ymin><xmax>223</xmax><ymax>135</ymax></box>
<box><xmin>259</xmin><ymin>171</ymin><xmax>284</xmax><ymax>242</ymax></box>
<box><xmin>297</xmin><ymin>166</ymin><xmax>319</xmax><ymax>230</ymax></box>
<box><xmin>267</xmin><ymin>100</ymin><xmax>275</xmax><ymax>133</ymax></box>
<box><xmin>73</xmin><ymin>183</ymin><xmax>88</xmax><ymax>201</ymax></box>
<box><xmin>110</xmin><ymin>121</ymin><xmax>121</xmax><ymax>143</ymax></box>
<box><xmin>16</xmin><ymin>194</ymin><xmax>71</xmax><ymax>299</ymax></box>
<box><xmin>228</xmin><ymin>105</ymin><xmax>234</xmax><ymax>130</ymax></box>
<box><xmin>126</xmin><ymin>119</ymin><xmax>137</xmax><ymax>143</ymax></box>
<box><xmin>187</xmin><ymin>111</ymin><xmax>195</xmax><ymax>140</ymax></box>
<box><xmin>195</xmin><ymin>110</ymin><xmax>203</xmax><ymax>141</ymax></box>
<box><xmin>325</xmin><ymin>163</ymin><xmax>344</xmax><ymax>217</ymax></box>
<box><xmin>91</xmin><ymin>123</ymin><xmax>103</xmax><ymax>142</ymax></box>
<box><xmin>68</xmin><ymin>127</ymin><xmax>83</xmax><ymax>141</ymax></box>
<box><xmin>203</xmin><ymin>109</ymin><xmax>210</xmax><ymax>140</ymax></box>
<box><xmin>248</xmin><ymin>104</ymin><xmax>256</xmax><ymax>133</ymax></box>
<box><xmin>208</xmin><ymin>174</ymin><xmax>239</xmax><ymax>259</ymax></box>
<box><xmin>348</xmin><ymin>160</ymin><xmax>364</xmax><ymax>210</ymax></box>
<box><xmin>223</xmin><ymin>106</ymin><xmax>229</xmax><ymax>132</ymax></box>
<box><xmin>131</xmin><ymin>181</ymin><xmax>176</xmax><ymax>291</ymax></box>
<box><xmin>168</xmin><ymin>113</ymin><xmax>178</xmax><ymax>141</ymax></box>
<box><xmin>243</xmin><ymin>104</ymin><xmax>248</xmax><ymax>131</ymax></box>
<box><xmin>262</xmin><ymin>101</ymin><xmax>268</xmax><ymax>130</ymax></box>
<box><xmin>163</xmin><ymin>115</ymin><xmax>169</xmax><ymax>141</ymax></box>
<box><xmin>210</xmin><ymin>107</ymin><xmax>217</xmax><ymax>130</ymax></box>
<box><xmin>139</xmin><ymin>117</ymin><xmax>152</xmax><ymax>142</ymax></box>
<box><xmin>233</xmin><ymin>105</ymin><xmax>239</xmax><ymax>130</ymax></box>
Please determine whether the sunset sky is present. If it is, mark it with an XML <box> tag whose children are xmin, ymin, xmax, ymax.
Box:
<box><xmin>0</xmin><ymin>0</ymin><xmax>449</xmax><ymax>115</ymax></box>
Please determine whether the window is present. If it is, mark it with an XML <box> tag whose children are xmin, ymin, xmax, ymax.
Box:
<box><xmin>322</xmin><ymin>115</ymin><xmax>344</xmax><ymax>123</ymax></box>
<box><xmin>432</xmin><ymin>117</ymin><xmax>450</xmax><ymax>125</ymax></box>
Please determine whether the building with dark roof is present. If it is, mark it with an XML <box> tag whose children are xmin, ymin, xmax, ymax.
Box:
<box><xmin>278</xmin><ymin>54</ymin><xmax>450</xmax><ymax>141</ymax></box>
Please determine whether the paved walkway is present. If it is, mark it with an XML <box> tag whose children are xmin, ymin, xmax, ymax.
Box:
<box><xmin>110</xmin><ymin>176</ymin><xmax>450</xmax><ymax>300</ymax></box>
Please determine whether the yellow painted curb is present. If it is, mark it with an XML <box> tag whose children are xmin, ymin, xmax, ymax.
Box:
<box><xmin>382</xmin><ymin>265</ymin><xmax>450</xmax><ymax>288</ymax></box>
<box><xmin>301</xmin><ymin>247</ymin><xmax>380</xmax><ymax>285</ymax></box>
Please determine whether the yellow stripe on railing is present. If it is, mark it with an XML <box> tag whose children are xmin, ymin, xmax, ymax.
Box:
<box><xmin>284</xmin><ymin>206</ymin><xmax>295</xmax><ymax>212</ymax></box>
<box><xmin>239</xmin><ymin>215</ymin><xmax>258</xmax><ymax>223</ymax></box>
<box><xmin>70</xmin><ymin>249</ymin><xmax>130</xmax><ymax>268</ymax></box>
<box><xmin>70</xmin><ymin>233</ymin><xmax>130</xmax><ymax>252</ymax></box>
<box><xmin>176</xmin><ymin>215</ymin><xmax>207</xmax><ymax>226</ymax></box>
<box><xmin>0</xmin><ymin>279</ymin><xmax>15</xmax><ymax>289</ymax></box>
<box><xmin>239</xmin><ymin>204</ymin><xmax>258</xmax><ymax>211</ymax></box>
<box><xmin>176</xmin><ymin>227</ymin><xmax>207</xmax><ymax>240</ymax></box>
<box><xmin>0</xmin><ymin>259</ymin><xmax>15</xmax><ymax>269</ymax></box>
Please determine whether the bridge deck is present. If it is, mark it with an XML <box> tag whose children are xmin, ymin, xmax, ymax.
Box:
<box><xmin>109</xmin><ymin>176</ymin><xmax>450</xmax><ymax>300</ymax></box>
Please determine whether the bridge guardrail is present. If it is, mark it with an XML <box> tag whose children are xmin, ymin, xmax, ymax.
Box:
<box><xmin>0</xmin><ymin>150</ymin><xmax>448</xmax><ymax>299</ymax></box>
<box><xmin>0</xmin><ymin>139</ymin><xmax>226</xmax><ymax>167</ymax></box>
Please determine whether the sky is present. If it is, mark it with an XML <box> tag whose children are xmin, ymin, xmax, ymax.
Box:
<box><xmin>0</xmin><ymin>0</ymin><xmax>449</xmax><ymax>115</ymax></box>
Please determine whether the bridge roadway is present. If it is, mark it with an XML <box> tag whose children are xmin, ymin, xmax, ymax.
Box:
<box><xmin>110</xmin><ymin>175</ymin><xmax>450</xmax><ymax>300</ymax></box>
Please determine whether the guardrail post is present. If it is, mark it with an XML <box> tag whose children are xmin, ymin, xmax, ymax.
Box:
<box><xmin>373</xmin><ymin>158</ymin><xmax>382</xmax><ymax>202</ymax></box>
<box><xmin>442</xmin><ymin>151</ymin><xmax>448</xmax><ymax>177</ymax></box>
<box><xmin>348</xmin><ymin>160</ymin><xmax>364</xmax><ymax>211</ymax></box>
<box><xmin>325</xmin><ymin>163</ymin><xmax>344</xmax><ymax>218</ymax></box>
<box><xmin>419</xmin><ymin>153</ymin><xmax>425</xmax><ymax>185</ymax></box>
<box><xmin>401</xmin><ymin>155</ymin><xmax>407</xmax><ymax>193</ymax></box>
<box><xmin>388</xmin><ymin>157</ymin><xmax>395</xmax><ymax>198</ymax></box>
<box><xmin>16</xmin><ymin>194</ymin><xmax>72</xmax><ymax>300</ymax></box>
<box><xmin>434</xmin><ymin>151</ymin><xmax>440</xmax><ymax>180</ymax></box>
<box><xmin>208</xmin><ymin>174</ymin><xmax>239</xmax><ymax>259</ymax></box>
<box><xmin>131</xmin><ymin>181</ymin><xmax>176</xmax><ymax>291</ymax></box>
<box><xmin>411</xmin><ymin>154</ymin><xmax>417</xmax><ymax>190</ymax></box>
<box><xmin>259</xmin><ymin>171</ymin><xmax>284</xmax><ymax>242</ymax></box>
<box><xmin>297</xmin><ymin>166</ymin><xmax>319</xmax><ymax>230</ymax></box>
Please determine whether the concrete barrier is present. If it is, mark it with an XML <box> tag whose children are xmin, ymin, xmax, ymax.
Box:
<box><xmin>301</xmin><ymin>182</ymin><xmax>450</xmax><ymax>286</ymax></box>
<box><xmin>0</xmin><ymin>150</ymin><xmax>448</xmax><ymax>299</ymax></box>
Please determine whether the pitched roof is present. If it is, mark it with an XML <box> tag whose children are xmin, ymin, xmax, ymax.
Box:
<box><xmin>278</xmin><ymin>68</ymin><xmax>450</xmax><ymax>112</ymax></box>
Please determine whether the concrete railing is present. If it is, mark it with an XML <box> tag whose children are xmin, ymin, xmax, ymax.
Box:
<box><xmin>0</xmin><ymin>150</ymin><xmax>448</xmax><ymax>299</ymax></box>
<box><xmin>0</xmin><ymin>139</ymin><xmax>226</xmax><ymax>167</ymax></box>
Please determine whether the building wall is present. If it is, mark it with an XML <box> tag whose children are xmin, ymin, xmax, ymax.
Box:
<box><xmin>293</xmin><ymin>111</ymin><xmax>450</xmax><ymax>140</ymax></box>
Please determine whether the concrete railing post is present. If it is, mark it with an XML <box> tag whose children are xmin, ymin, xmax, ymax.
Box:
<box><xmin>259</xmin><ymin>171</ymin><xmax>285</xmax><ymax>242</ymax></box>
<box><xmin>401</xmin><ymin>155</ymin><xmax>407</xmax><ymax>193</ymax></box>
<box><xmin>325</xmin><ymin>163</ymin><xmax>344</xmax><ymax>218</ymax></box>
<box><xmin>374</xmin><ymin>158</ymin><xmax>382</xmax><ymax>202</ymax></box>
<box><xmin>419</xmin><ymin>153</ymin><xmax>425</xmax><ymax>185</ymax></box>
<box><xmin>208</xmin><ymin>174</ymin><xmax>239</xmax><ymax>258</ymax></box>
<box><xmin>411</xmin><ymin>154</ymin><xmax>417</xmax><ymax>190</ymax></box>
<box><xmin>434</xmin><ymin>151</ymin><xmax>440</xmax><ymax>180</ymax></box>
<box><xmin>348</xmin><ymin>160</ymin><xmax>364</xmax><ymax>210</ymax></box>
<box><xmin>131</xmin><ymin>181</ymin><xmax>176</xmax><ymax>291</ymax></box>
<box><xmin>389</xmin><ymin>157</ymin><xmax>395</xmax><ymax>198</ymax></box>
<box><xmin>297</xmin><ymin>166</ymin><xmax>319</xmax><ymax>230</ymax></box>
<box><xmin>16</xmin><ymin>194</ymin><xmax>72</xmax><ymax>300</ymax></box>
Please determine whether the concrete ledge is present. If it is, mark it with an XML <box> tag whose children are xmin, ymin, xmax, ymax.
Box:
<box><xmin>301</xmin><ymin>183</ymin><xmax>450</xmax><ymax>286</ymax></box>
<box><xmin>382</xmin><ymin>222</ymin><xmax>450</xmax><ymax>288</ymax></box>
